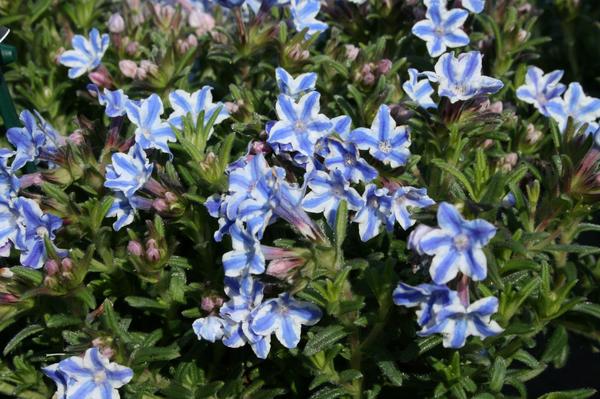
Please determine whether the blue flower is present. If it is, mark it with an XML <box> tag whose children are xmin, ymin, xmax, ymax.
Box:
<box><xmin>348</xmin><ymin>104</ymin><xmax>411</xmax><ymax>168</ymax></box>
<box><xmin>353</xmin><ymin>184</ymin><xmax>395</xmax><ymax>242</ymax></box>
<box><xmin>204</xmin><ymin>193</ymin><xmax>235</xmax><ymax>241</ymax></box>
<box><xmin>391</xmin><ymin>186</ymin><xmax>435</xmax><ymax>230</ymax></box>
<box><xmin>251</xmin><ymin>292</ymin><xmax>322</xmax><ymax>349</ymax></box>
<box><xmin>59</xmin><ymin>28</ymin><xmax>109</xmax><ymax>79</ymax></box>
<box><xmin>412</xmin><ymin>2</ymin><xmax>469</xmax><ymax>58</ymax></box>
<box><xmin>419</xmin><ymin>202</ymin><xmax>496</xmax><ymax>284</ymax></box>
<box><xmin>45</xmin><ymin>347</ymin><xmax>133</xmax><ymax>399</ymax></box>
<box><xmin>192</xmin><ymin>315</ymin><xmax>225</xmax><ymax>342</ymax></box>
<box><xmin>7</xmin><ymin>110</ymin><xmax>61</xmax><ymax>171</ymax></box>
<box><xmin>275</xmin><ymin>67</ymin><xmax>317</xmax><ymax>99</ymax></box>
<box><xmin>302</xmin><ymin>170</ymin><xmax>363</xmax><ymax>226</ymax></box>
<box><xmin>215</xmin><ymin>0</ymin><xmax>246</xmax><ymax>7</ymax></box>
<box><xmin>0</xmin><ymin>199</ymin><xmax>26</xmax><ymax>254</ymax></box>
<box><xmin>432</xmin><ymin>51</ymin><xmax>504</xmax><ymax>103</ymax></box>
<box><xmin>17</xmin><ymin>197</ymin><xmax>64</xmax><ymax>269</ymax></box>
<box><xmin>222</xmin><ymin>222</ymin><xmax>265</xmax><ymax>276</ymax></box>
<box><xmin>393</xmin><ymin>282</ymin><xmax>458</xmax><ymax>326</ymax></box>
<box><xmin>41</xmin><ymin>363</ymin><xmax>68</xmax><ymax>399</ymax></box>
<box><xmin>402</xmin><ymin>68</ymin><xmax>437</xmax><ymax>109</ymax></box>
<box><xmin>462</xmin><ymin>0</ymin><xmax>485</xmax><ymax>13</ymax></box>
<box><xmin>0</xmin><ymin>149</ymin><xmax>19</xmax><ymax>199</ymax></box>
<box><xmin>106</xmin><ymin>193</ymin><xmax>151</xmax><ymax>231</ymax></box>
<box><xmin>290</xmin><ymin>0</ymin><xmax>328</xmax><ymax>38</ymax></box>
<box><xmin>331</xmin><ymin>115</ymin><xmax>352</xmax><ymax>141</ymax></box>
<box><xmin>226</xmin><ymin>154</ymin><xmax>273</xmax><ymax>223</ymax></box>
<box><xmin>324</xmin><ymin>140</ymin><xmax>378</xmax><ymax>183</ymax></box>
<box><xmin>104</xmin><ymin>144</ymin><xmax>153</xmax><ymax>199</ymax></box>
<box><xmin>87</xmin><ymin>84</ymin><xmax>129</xmax><ymax>117</ymax></box>
<box><xmin>267</xmin><ymin>92</ymin><xmax>332</xmax><ymax>157</ymax></box>
<box><xmin>418</xmin><ymin>296</ymin><xmax>503</xmax><ymax>348</ymax></box>
<box><xmin>546</xmin><ymin>82</ymin><xmax>600</xmax><ymax>134</ymax></box>
<box><xmin>515</xmin><ymin>67</ymin><xmax>565</xmax><ymax>117</ymax></box>
<box><xmin>168</xmin><ymin>87</ymin><xmax>229</xmax><ymax>137</ymax></box>
<box><xmin>125</xmin><ymin>94</ymin><xmax>176</xmax><ymax>156</ymax></box>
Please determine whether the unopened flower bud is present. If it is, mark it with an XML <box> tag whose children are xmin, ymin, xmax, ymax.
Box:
<box><xmin>19</xmin><ymin>172</ymin><xmax>43</xmax><ymax>188</ymax></box>
<box><xmin>45</xmin><ymin>260</ymin><xmax>59</xmax><ymax>276</ymax></box>
<box><xmin>266</xmin><ymin>258</ymin><xmax>303</xmax><ymax>280</ymax></box>
<box><xmin>68</xmin><ymin>131</ymin><xmax>85</xmax><ymax>145</ymax></box>
<box><xmin>140</xmin><ymin>60</ymin><xmax>158</xmax><ymax>76</ymax></box>
<box><xmin>288</xmin><ymin>44</ymin><xmax>309</xmax><ymax>61</ymax></box>
<box><xmin>146</xmin><ymin>247</ymin><xmax>160</xmax><ymax>262</ymax></box>
<box><xmin>377</xmin><ymin>59</ymin><xmax>392</xmax><ymax>75</ymax></box>
<box><xmin>499</xmin><ymin>153</ymin><xmax>518</xmax><ymax>172</ymax></box>
<box><xmin>43</xmin><ymin>276</ymin><xmax>58</xmax><ymax>289</ymax></box>
<box><xmin>526</xmin><ymin>123</ymin><xmax>542</xmax><ymax>144</ymax></box>
<box><xmin>345</xmin><ymin>44</ymin><xmax>359</xmax><ymax>61</ymax></box>
<box><xmin>363</xmin><ymin>72</ymin><xmax>375</xmax><ymax>86</ymax></box>
<box><xmin>517</xmin><ymin>29</ymin><xmax>529</xmax><ymax>43</ymax></box>
<box><xmin>146</xmin><ymin>239</ymin><xmax>158</xmax><ymax>249</ymax></box>
<box><xmin>88</xmin><ymin>66</ymin><xmax>113</xmax><ymax>88</ymax></box>
<box><xmin>251</xmin><ymin>141</ymin><xmax>271</xmax><ymax>155</ymax></box>
<box><xmin>61</xmin><ymin>258</ymin><xmax>73</xmax><ymax>272</ymax></box>
<box><xmin>153</xmin><ymin>198</ymin><xmax>169</xmax><ymax>212</ymax></box>
<box><xmin>176</xmin><ymin>38</ymin><xmax>190</xmax><ymax>54</ymax></box>
<box><xmin>135</xmin><ymin>67</ymin><xmax>147</xmax><ymax>80</ymax></box>
<box><xmin>108</xmin><ymin>13</ymin><xmax>125</xmax><ymax>33</ymax></box>
<box><xmin>186</xmin><ymin>34</ymin><xmax>198</xmax><ymax>48</ymax></box>
<box><xmin>0</xmin><ymin>267</ymin><xmax>13</xmax><ymax>278</ymax></box>
<box><xmin>201</xmin><ymin>296</ymin><xmax>216</xmax><ymax>312</ymax></box>
<box><xmin>119</xmin><ymin>60</ymin><xmax>138</xmax><ymax>78</ymax></box>
<box><xmin>101</xmin><ymin>347</ymin><xmax>114</xmax><ymax>359</ymax></box>
<box><xmin>0</xmin><ymin>293</ymin><xmax>18</xmax><ymax>304</ymax></box>
<box><xmin>125</xmin><ymin>40</ymin><xmax>139</xmax><ymax>55</ymax></box>
<box><xmin>189</xmin><ymin>9</ymin><xmax>215</xmax><ymax>36</ymax></box>
<box><xmin>224</xmin><ymin>101</ymin><xmax>239</xmax><ymax>114</ymax></box>
<box><xmin>164</xmin><ymin>192</ymin><xmax>178</xmax><ymax>203</ymax></box>
<box><xmin>127</xmin><ymin>240</ymin><xmax>143</xmax><ymax>256</ymax></box>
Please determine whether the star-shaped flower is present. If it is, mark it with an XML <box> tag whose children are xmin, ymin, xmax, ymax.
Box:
<box><xmin>419</xmin><ymin>202</ymin><xmax>496</xmax><ymax>284</ymax></box>
<box><xmin>419</xmin><ymin>296</ymin><xmax>503</xmax><ymax>348</ymax></box>
<box><xmin>267</xmin><ymin>92</ymin><xmax>332</xmax><ymax>158</ymax></box>
<box><xmin>275</xmin><ymin>67</ymin><xmax>317</xmax><ymax>99</ymax></box>
<box><xmin>515</xmin><ymin>66</ymin><xmax>565</xmax><ymax>117</ymax></box>
<box><xmin>324</xmin><ymin>140</ymin><xmax>378</xmax><ymax>183</ymax></box>
<box><xmin>432</xmin><ymin>51</ymin><xmax>504</xmax><ymax>103</ymax></box>
<box><xmin>412</xmin><ymin>2</ymin><xmax>469</xmax><ymax>58</ymax></box>
<box><xmin>59</xmin><ymin>28</ymin><xmax>109</xmax><ymax>79</ymax></box>
<box><xmin>402</xmin><ymin>68</ymin><xmax>437</xmax><ymax>109</ymax></box>
<box><xmin>125</xmin><ymin>94</ymin><xmax>176</xmax><ymax>156</ymax></box>
<box><xmin>88</xmin><ymin>84</ymin><xmax>129</xmax><ymax>117</ymax></box>
<box><xmin>393</xmin><ymin>282</ymin><xmax>458</xmax><ymax>326</ymax></box>
<box><xmin>104</xmin><ymin>144</ymin><xmax>153</xmax><ymax>199</ymax></box>
<box><xmin>546</xmin><ymin>82</ymin><xmax>600</xmax><ymax>134</ymax></box>
<box><xmin>251</xmin><ymin>292</ymin><xmax>322</xmax><ymax>349</ymax></box>
<box><xmin>168</xmin><ymin>86</ymin><xmax>229</xmax><ymax>138</ymax></box>
<box><xmin>290</xmin><ymin>0</ymin><xmax>328</xmax><ymax>38</ymax></box>
<box><xmin>348</xmin><ymin>104</ymin><xmax>411</xmax><ymax>168</ymax></box>
<box><xmin>391</xmin><ymin>186</ymin><xmax>435</xmax><ymax>230</ymax></box>
<box><xmin>44</xmin><ymin>347</ymin><xmax>133</xmax><ymax>399</ymax></box>
<box><xmin>7</xmin><ymin>110</ymin><xmax>60</xmax><ymax>171</ymax></box>
<box><xmin>302</xmin><ymin>169</ymin><xmax>363</xmax><ymax>226</ymax></box>
<box><xmin>353</xmin><ymin>184</ymin><xmax>395</xmax><ymax>242</ymax></box>
<box><xmin>222</xmin><ymin>223</ymin><xmax>265</xmax><ymax>277</ymax></box>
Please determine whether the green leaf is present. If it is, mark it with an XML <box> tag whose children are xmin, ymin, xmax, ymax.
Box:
<box><xmin>309</xmin><ymin>386</ymin><xmax>346</xmax><ymax>399</ymax></box>
<box><xmin>544</xmin><ymin>244</ymin><xmax>600</xmax><ymax>255</ymax></box>
<box><xmin>3</xmin><ymin>324</ymin><xmax>44</xmax><ymax>355</ymax></box>
<box><xmin>489</xmin><ymin>356</ymin><xmax>507</xmax><ymax>392</ymax></box>
<box><xmin>376</xmin><ymin>360</ymin><xmax>404</xmax><ymax>386</ymax></box>
<box><xmin>334</xmin><ymin>200</ymin><xmax>347</xmax><ymax>252</ymax></box>
<box><xmin>571</xmin><ymin>302</ymin><xmax>600</xmax><ymax>320</ymax></box>
<box><xmin>132</xmin><ymin>345</ymin><xmax>180</xmax><ymax>364</ymax></box>
<box><xmin>538</xmin><ymin>389</ymin><xmax>597</xmax><ymax>399</ymax></box>
<box><xmin>102</xmin><ymin>299</ymin><xmax>132</xmax><ymax>344</ymax></box>
<box><xmin>303</xmin><ymin>326</ymin><xmax>349</xmax><ymax>356</ymax></box>
<box><xmin>431</xmin><ymin>159</ymin><xmax>476</xmax><ymax>199</ymax></box>
<box><xmin>542</xmin><ymin>326</ymin><xmax>568</xmax><ymax>368</ymax></box>
<box><xmin>125</xmin><ymin>296</ymin><xmax>169</xmax><ymax>310</ymax></box>
<box><xmin>10</xmin><ymin>266</ymin><xmax>43</xmax><ymax>285</ymax></box>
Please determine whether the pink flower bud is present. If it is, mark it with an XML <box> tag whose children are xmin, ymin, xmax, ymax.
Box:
<box><xmin>88</xmin><ymin>66</ymin><xmax>114</xmax><ymax>89</ymax></box>
<box><xmin>127</xmin><ymin>240</ymin><xmax>143</xmax><ymax>256</ymax></box>
<box><xmin>266</xmin><ymin>258</ymin><xmax>303</xmax><ymax>280</ymax></box>
<box><xmin>108</xmin><ymin>13</ymin><xmax>125</xmax><ymax>33</ymax></box>
<box><xmin>250</xmin><ymin>141</ymin><xmax>271</xmax><ymax>155</ymax></box>
<box><xmin>201</xmin><ymin>296</ymin><xmax>216</xmax><ymax>312</ymax></box>
<box><xmin>146</xmin><ymin>247</ymin><xmax>160</xmax><ymax>262</ymax></box>
<box><xmin>526</xmin><ymin>123</ymin><xmax>542</xmax><ymax>144</ymax></box>
<box><xmin>19</xmin><ymin>172</ymin><xmax>43</xmax><ymax>188</ymax></box>
<box><xmin>146</xmin><ymin>239</ymin><xmax>158</xmax><ymax>249</ymax></box>
<box><xmin>125</xmin><ymin>40</ymin><xmax>139</xmax><ymax>55</ymax></box>
<box><xmin>176</xmin><ymin>39</ymin><xmax>190</xmax><ymax>54</ymax></box>
<box><xmin>152</xmin><ymin>198</ymin><xmax>169</xmax><ymax>212</ymax></box>
<box><xmin>119</xmin><ymin>60</ymin><xmax>138</xmax><ymax>78</ymax></box>
<box><xmin>188</xmin><ymin>9</ymin><xmax>215</xmax><ymax>36</ymax></box>
<box><xmin>45</xmin><ymin>260</ymin><xmax>59</xmax><ymax>276</ymax></box>
<box><xmin>61</xmin><ymin>258</ymin><xmax>73</xmax><ymax>272</ymax></box>
<box><xmin>344</xmin><ymin>44</ymin><xmax>359</xmax><ymax>61</ymax></box>
<box><xmin>186</xmin><ymin>34</ymin><xmax>198</xmax><ymax>48</ymax></box>
<box><xmin>135</xmin><ymin>67</ymin><xmax>147</xmax><ymax>80</ymax></box>
<box><xmin>164</xmin><ymin>192</ymin><xmax>178</xmax><ymax>203</ymax></box>
<box><xmin>362</xmin><ymin>72</ymin><xmax>375</xmax><ymax>86</ymax></box>
<box><xmin>377</xmin><ymin>59</ymin><xmax>392</xmax><ymax>75</ymax></box>
<box><xmin>68</xmin><ymin>131</ymin><xmax>85</xmax><ymax>145</ymax></box>
<box><xmin>0</xmin><ymin>267</ymin><xmax>13</xmax><ymax>278</ymax></box>
<box><xmin>140</xmin><ymin>60</ymin><xmax>158</xmax><ymax>76</ymax></box>
<box><xmin>0</xmin><ymin>293</ymin><xmax>18</xmax><ymax>304</ymax></box>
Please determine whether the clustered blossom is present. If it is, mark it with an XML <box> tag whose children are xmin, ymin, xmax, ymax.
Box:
<box><xmin>197</xmin><ymin>67</ymin><xmax>442</xmax><ymax>359</ymax></box>
<box><xmin>0</xmin><ymin>110</ymin><xmax>66</xmax><ymax>269</ymax></box>
<box><xmin>42</xmin><ymin>347</ymin><xmax>133</xmax><ymax>399</ymax></box>
<box><xmin>516</xmin><ymin>66</ymin><xmax>600</xmax><ymax>142</ymax></box>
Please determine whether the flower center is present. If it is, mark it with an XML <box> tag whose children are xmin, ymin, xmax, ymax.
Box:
<box><xmin>36</xmin><ymin>226</ymin><xmax>49</xmax><ymax>238</ymax></box>
<box><xmin>369</xmin><ymin>197</ymin><xmax>379</xmax><ymax>208</ymax></box>
<box><xmin>93</xmin><ymin>370</ymin><xmax>107</xmax><ymax>384</ymax></box>
<box><xmin>452</xmin><ymin>83</ymin><xmax>469</xmax><ymax>95</ymax></box>
<box><xmin>293</xmin><ymin>120</ymin><xmax>306</xmax><ymax>133</ymax></box>
<box><xmin>434</xmin><ymin>26</ymin><xmax>445</xmax><ymax>36</ymax></box>
<box><xmin>378</xmin><ymin>140</ymin><xmax>392</xmax><ymax>153</ymax></box>
<box><xmin>343</xmin><ymin>154</ymin><xmax>356</xmax><ymax>165</ymax></box>
<box><xmin>453</xmin><ymin>233</ymin><xmax>470</xmax><ymax>251</ymax></box>
<box><xmin>332</xmin><ymin>183</ymin><xmax>345</xmax><ymax>197</ymax></box>
<box><xmin>141</xmin><ymin>128</ymin><xmax>152</xmax><ymax>138</ymax></box>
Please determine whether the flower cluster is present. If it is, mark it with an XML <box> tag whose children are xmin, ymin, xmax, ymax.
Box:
<box><xmin>0</xmin><ymin>111</ymin><xmax>65</xmax><ymax>269</ymax></box>
<box><xmin>516</xmin><ymin>66</ymin><xmax>600</xmax><ymax>142</ymax></box>
<box><xmin>393</xmin><ymin>203</ymin><xmax>503</xmax><ymax>348</ymax></box>
<box><xmin>42</xmin><ymin>347</ymin><xmax>133</xmax><ymax>399</ymax></box>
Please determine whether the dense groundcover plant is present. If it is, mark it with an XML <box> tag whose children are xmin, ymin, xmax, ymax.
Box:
<box><xmin>1</xmin><ymin>0</ymin><xmax>600</xmax><ymax>397</ymax></box>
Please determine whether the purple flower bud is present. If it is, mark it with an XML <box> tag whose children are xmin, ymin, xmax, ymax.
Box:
<box><xmin>139</xmin><ymin>60</ymin><xmax>158</xmax><ymax>76</ymax></box>
<box><xmin>68</xmin><ymin>131</ymin><xmax>85</xmax><ymax>145</ymax></box>
<box><xmin>146</xmin><ymin>247</ymin><xmax>160</xmax><ymax>262</ymax></box>
<box><xmin>119</xmin><ymin>60</ymin><xmax>138</xmax><ymax>78</ymax></box>
<box><xmin>127</xmin><ymin>240</ymin><xmax>143</xmax><ymax>256</ymax></box>
<box><xmin>108</xmin><ymin>13</ymin><xmax>125</xmax><ymax>34</ymax></box>
<box><xmin>0</xmin><ymin>293</ymin><xmax>18</xmax><ymax>304</ymax></box>
<box><xmin>153</xmin><ymin>198</ymin><xmax>169</xmax><ymax>212</ymax></box>
<box><xmin>19</xmin><ymin>172</ymin><xmax>44</xmax><ymax>188</ymax></box>
<box><xmin>45</xmin><ymin>260</ymin><xmax>59</xmax><ymax>276</ymax></box>
<box><xmin>189</xmin><ymin>9</ymin><xmax>215</xmax><ymax>36</ymax></box>
<box><xmin>164</xmin><ymin>192</ymin><xmax>178</xmax><ymax>203</ymax></box>
<box><xmin>345</xmin><ymin>44</ymin><xmax>359</xmax><ymax>61</ymax></box>
<box><xmin>266</xmin><ymin>258</ymin><xmax>303</xmax><ymax>280</ymax></box>
<box><xmin>377</xmin><ymin>59</ymin><xmax>392</xmax><ymax>75</ymax></box>
<box><xmin>88</xmin><ymin>66</ymin><xmax>114</xmax><ymax>89</ymax></box>
<box><xmin>146</xmin><ymin>238</ymin><xmax>157</xmax><ymax>249</ymax></box>
<box><xmin>363</xmin><ymin>72</ymin><xmax>375</xmax><ymax>86</ymax></box>
<box><xmin>125</xmin><ymin>40</ymin><xmax>139</xmax><ymax>55</ymax></box>
<box><xmin>61</xmin><ymin>258</ymin><xmax>73</xmax><ymax>272</ymax></box>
